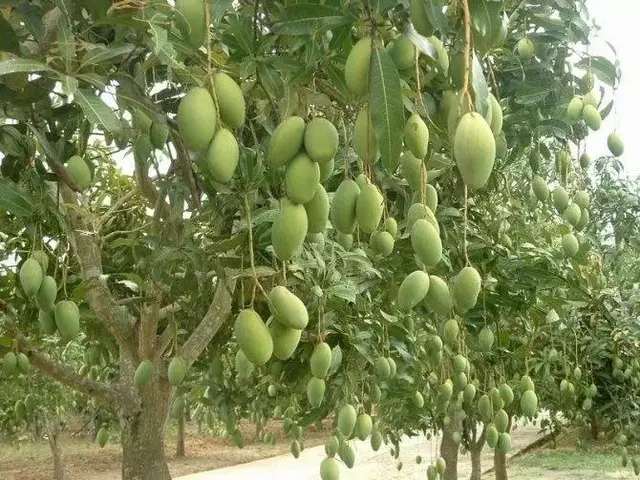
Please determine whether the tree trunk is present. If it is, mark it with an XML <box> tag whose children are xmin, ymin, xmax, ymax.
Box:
<box><xmin>120</xmin><ymin>363</ymin><xmax>172</xmax><ymax>480</ymax></box>
<box><xmin>494</xmin><ymin>416</ymin><xmax>512</xmax><ymax>480</ymax></box>
<box><xmin>44</xmin><ymin>413</ymin><xmax>64</xmax><ymax>480</ymax></box>
<box><xmin>590</xmin><ymin>414</ymin><xmax>599</xmax><ymax>440</ymax></box>
<box><xmin>470</xmin><ymin>444</ymin><xmax>482</xmax><ymax>480</ymax></box>
<box><xmin>176</xmin><ymin>412</ymin><xmax>186</xmax><ymax>457</ymax></box>
<box><xmin>469</xmin><ymin>427</ymin><xmax>486</xmax><ymax>480</ymax></box>
<box><xmin>441</xmin><ymin>418</ymin><xmax>461</xmax><ymax>480</ymax></box>
<box><xmin>494</xmin><ymin>450</ymin><xmax>507</xmax><ymax>480</ymax></box>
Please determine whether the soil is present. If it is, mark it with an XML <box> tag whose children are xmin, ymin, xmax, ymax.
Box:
<box><xmin>0</xmin><ymin>420</ymin><xmax>328</xmax><ymax>480</ymax></box>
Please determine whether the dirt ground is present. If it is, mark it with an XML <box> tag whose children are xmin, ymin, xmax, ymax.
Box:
<box><xmin>0</xmin><ymin>420</ymin><xmax>328</xmax><ymax>480</ymax></box>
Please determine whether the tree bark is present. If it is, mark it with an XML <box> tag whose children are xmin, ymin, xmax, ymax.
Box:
<box><xmin>120</xmin><ymin>353</ymin><xmax>172</xmax><ymax>480</ymax></box>
<box><xmin>43</xmin><ymin>412</ymin><xmax>64</xmax><ymax>480</ymax></box>
<box><xmin>494</xmin><ymin>450</ymin><xmax>507</xmax><ymax>480</ymax></box>
<box><xmin>494</xmin><ymin>417</ymin><xmax>512</xmax><ymax>480</ymax></box>
<box><xmin>469</xmin><ymin>425</ymin><xmax>486</xmax><ymax>480</ymax></box>
<box><xmin>441</xmin><ymin>418</ymin><xmax>461</xmax><ymax>480</ymax></box>
<box><xmin>470</xmin><ymin>445</ymin><xmax>482</xmax><ymax>480</ymax></box>
<box><xmin>590</xmin><ymin>413</ymin><xmax>599</xmax><ymax>440</ymax></box>
<box><xmin>176</xmin><ymin>412</ymin><xmax>186</xmax><ymax>457</ymax></box>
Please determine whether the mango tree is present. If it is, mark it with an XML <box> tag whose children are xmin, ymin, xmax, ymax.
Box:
<box><xmin>0</xmin><ymin>1</ymin><xmax>627</xmax><ymax>480</ymax></box>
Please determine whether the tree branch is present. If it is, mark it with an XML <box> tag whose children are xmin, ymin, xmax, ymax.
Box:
<box><xmin>133</xmin><ymin>153</ymin><xmax>172</xmax><ymax>220</ymax></box>
<box><xmin>59</xmin><ymin>186</ymin><xmax>134</xmax><ymax>353</ymax></box>
<box><xmin>3</xmin><ymin>320</ymin><xmax>116</xmax><ymax>402</ymax></box>
<box><xmin>177</xmin><ymin>272</ymin><xmax>237</xmax><ymax>367</ymax></box>
<box><xmin>171</xmin><ymin>130</ymin><xmax>201</xmax><ymax>210</ymax></box>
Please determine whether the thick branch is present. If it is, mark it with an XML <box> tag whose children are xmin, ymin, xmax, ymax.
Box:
<box><xmin>59</xmin><ymin>186</ymin><xmax>134</xmax><ymax>351</ymax></box>
<box><xmin>179</xmin><ymin>273</ymin><xmax>237</xmax><ymax>367</ymax></box>
<box><xmin>171</xmin><ymin>130</ymin><xmax>201</xmax><ymax>209</ymax></box>
<box><xmin>4</xmin><ymin>321</ymin><xmax>116</xmax><ymax>402</ymax></box>
<box><xmin>133</xmin><ymin>154</ymin><xmax>172</xmax><ymax>220</ymax></box>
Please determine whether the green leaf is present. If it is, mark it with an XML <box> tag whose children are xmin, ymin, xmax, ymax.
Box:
<box><xmin>514</xmin><ymin>84</ymin><xmax>552</xmax><ymax>105</ymax></box>
<box><xmin>274</xmin><ymin>4</ymin><xmax>349</xmax><ymax>35</ymax></box>
<box><xmin>0</xmin><ymin>58</ymin><xmax>51</xmax><ymax>77</ymax></box>
<box><xmin>576</xmin><ymin>56</ymin><xmax>619</xmax><ymax>87</ymax></box>
<box><xmin>257</xmin><ymin>63</ymin><xmax>284</xmax><ymax>101</ymax></box>
<box><xmin>404</xmin><ymin>24</ymin><xmax>437</xmax><ymax>58</ymax></box>
<box><xmin>0</xmin><ymin>178</ymin><xmax>34</xmax><ymax>217</ymax></box>
<box><xmin>421</xmin><ymin>0</ymin><xmax>449</xmax><ymax>33</ymax></box>
<box><xmin>0</xmin><ymin>16</ymin><xmax>19</xmax><ymax>54</ymax></box>
<box><xmin>74</xmin><ymin>89</ymin><xmax>122</xmax><ymax>134</ymax></box>
<box><xmin>471</xmin><ymin>53</ymin><xmax>489</xmax><ymax>115</ymax></box>
<box><xmin>26</xmin><ymin>125</ymin><xmax>59</xmax><ymax>162</ymax></box>
<box><xmin>79</xmin><ymin>44</ymin><xmax>137</xmax><ymax>71</ymax></box>
<box><xmin>211</xmin><ymin>0</ymin><xmax>234</xmax><ymax>23</ymax></box>
<box><xmin>327</xmin><ymin>345</ymin><xmax>342</xmax><ymax>376</ymax></box>
<box><xmin>225</xmin><ymin>15</ymin><xmax>254</xmax><ymax>56</ymax></box>
<box><xmin>369</xmin><ymin>46</ymin><xmax>404</xmax><ymax>171</ymax></box>
<box><xmin>57</xmin><ymin>16</ymin><xmax>75</xmax><ymax>73</ymax></box>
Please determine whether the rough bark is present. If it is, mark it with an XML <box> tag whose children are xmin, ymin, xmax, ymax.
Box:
<box><xmin>441</xmin><ymin>418</ymin><xmax>462</xmax><ymax>480</ymax></box>
<box><xmin>469</xmin><ymin>425</ymin><xmax>486</xmax><ymax>480</ymax></box>
<box><xmin>494</xmin><ymin>416</ymin><xmax>512</xmax><ymax>480</ymax></box>
<box><xmin>120</xmin><ymin>357</ymin><xmax>172</xmax><ymax>480</ymax></box>
<box><xmin>60</xmin><ymin>186</ymin><xmax>134</xmax><ymax>352</ymax></box>
<box><xmin>179</xmin><ymin>274</ymin><xmax>237</xmax><ymax>366</ymax></box>
<box><xmin>494</xmin><ymin>450</ymin><xmax>508</xmax><ymax>480</ymax></box>
<box><xmin>590</xmin><ymin>413</ymin><xmax>599</xmax><ymax>440</ymax></box>
<box><xmin>176</xmin><ymin>413</ymin><xmax>186</xmax><ymax>457</ymax></box>
<box><xmin>43</xmin><ymin>412</ymin><xmax>64</xmax><ymax>480</ymax></box>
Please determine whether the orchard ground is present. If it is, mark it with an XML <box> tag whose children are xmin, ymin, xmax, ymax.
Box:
<box><xmin>0</xmin><ymin>420</ymin><xmax>328</xmax><ymax>480</ymax></box>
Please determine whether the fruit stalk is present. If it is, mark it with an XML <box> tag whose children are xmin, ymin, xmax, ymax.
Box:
<box><xmin>460</xmin><ymin>0</ymin><xmax>473</xmax><ymax>105</ymax></box>
<box><xmin>243</xmin><ymin>194</ymin><xmax>267</xmax><ymax>301</ymax></box>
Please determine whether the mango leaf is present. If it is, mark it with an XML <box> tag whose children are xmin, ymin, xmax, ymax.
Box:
<box><xmin>421</xmin><ymin>0</ymin><xmax>449</xmax><ymax>33</ymax></box>
<box><xmin>57</xmin><ymin>15</ymin><xmax>75</xmax><ymax>73</ymax></box>
<box><xmin>515</xmin><ymin>84</ymin><xmax>552</xmax><ymax>105</ymax></box>
<box><xmin>404</xmin><ymin>23</ymin><xmax>437</xmax><ymax>58</ymax></box>
<box><xmin>257</xmin><ymin>63</ymin><xmax>284</xmax><ymax>100</ymax></box>
<box><xmin>79</xmin><ymin>44</ymin><xmax>137</xmax><ymax>71</ymax></box>
<box><xmin>327</xmin><ymin>345</ymin><xmax>342</xmax><ymax>376</ymax></box>
<box><xmin>471</xmin><ymin>53</ymin><xmax>489</xmax><ymax>115</ymax></box>
<box><xmin>0</xmin><ymin>16</ymin><xmax>19</xmax><ymax>54</ymax></box>
<box><xmin>369</xmin><ymin>46</ymin><xmax>404</xmax><ymax>171</ymax></box>
<box><xmin>26</xmin><ymin>125</ymin><xmax>59</xmax><ymax>162</ymax></box>
<box><xmin>598</xmin><ymin>99</ymin><xmax>613</xmax><ymax>121</ymax></box>
<box><xmin>225</xmin><ymin>15</ymin><xmax>254</xmax><ymax>56</ymax></box>
<box><xmin>0</xmin><ymin>58</ymin><xmax>51</xmax><ymax>76</ymax></box>
<box><xmin>114</xmin><ymin>73</ymin><xmax>163</xmax><ymax>123</ymax></box>
<box><xmin>576</xmin><ymin>56</ymin><xmax>619</xmax><ymax>87</ymax></box>
<box><xmin>274</xmin><ymin>4</ymin><xmax>349</xmax><ymax>35</ymax></box>
<box><xmin>211</xmin><ymin>0</ymin><xmax>234</xmax><ymax>23</ymax></box>
<box><xmin>74</xmin><ymin>89</ymin><xmax>122</xmax><ymax>134</ymax></box>
<box><xmin>0</xmin><ymin>178</ymin><xmax>34</xmax><ymax>217</ymax></box>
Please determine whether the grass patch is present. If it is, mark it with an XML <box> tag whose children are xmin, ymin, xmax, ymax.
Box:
<box><xmin>516</xmin><ymin>449</ymin><xmax>623</xmax><ymax>471</ymax></box>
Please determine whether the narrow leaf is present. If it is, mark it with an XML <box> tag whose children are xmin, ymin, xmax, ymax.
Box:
<box><xmin>79</xmin><ymin>44</ymin><xmax>137</xmax><ymax>71</ymax></box>
<box><xmin>369</xmin><ymin>46</ymin><xmax>404</xmax><ymax>171</ymax></box>
<box><xmin>471</xmin><ymin>53</ymin><xmax>489</xmax><ymax>115</ymax></box>
<box><xmin>27</xmin><ymin>125</ymin><xmax>59</xmax><ymax>162</ymax></box>
<box><xmin>0</xmin><ymin>57</ymin><xmax>51</xmax><ymax>76</ymax></box>
<box><xmin>74</xmin><ymin>89</ymin><xmax>122</xmax><ymax>134</ymax></box>
<box><xmin>404</xmin><ymin>23</ymin><xmax>437</xmax><ymax>58</ymax></box>
<box><xmin>0</xmin><ymin>178</ymin><xmax>34</xmax><ymax>217</ymax></box>
<box><xmin>57</xmin><ymin>15</ymin><xmax>75</xmax><ymax>73</ymax></box>
<box><xmin>211</xmin><ymin>0</ymin><xmax>234</xmax><ymax>22</ymax></box>
<box><xmin>0</xmin><ymin>16</ymin><xmax>19</xmax><ymax>54</ymax></box>
<box><xmin>274</xmin><ymin>4</ymin><xmax>349</xmax><ymax>35</ymax></box>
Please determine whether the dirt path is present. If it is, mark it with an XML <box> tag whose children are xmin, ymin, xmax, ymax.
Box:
<box><xmin>176</xmin><ymin>423</ymin><xmax>543</xmax><ymax>480</ymax></box>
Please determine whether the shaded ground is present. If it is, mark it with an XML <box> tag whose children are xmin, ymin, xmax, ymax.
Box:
<box><xmin>0</xmin><ymin>420</ymin><xmax>327</xmax><ymax>480</ymax></box>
